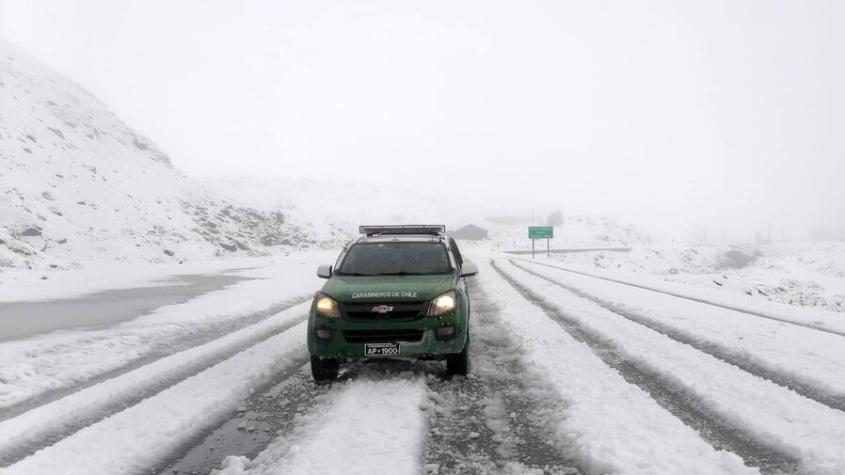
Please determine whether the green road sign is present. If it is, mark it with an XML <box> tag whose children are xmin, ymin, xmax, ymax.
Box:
<box><xmin>528</xmin><ymin>226</ymin><xmax>554</xmax><ymax>239</ymax></box>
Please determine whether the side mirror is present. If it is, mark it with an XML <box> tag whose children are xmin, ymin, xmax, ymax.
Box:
<box><xmin>460</xmin><ymin>262</ymin><xmax>478</xmax><ymax>278</ymax></box>
<box><xmin>317</xmin><ymin>264</ymin><xmax>333</xmax><ymax>279</ymax></box>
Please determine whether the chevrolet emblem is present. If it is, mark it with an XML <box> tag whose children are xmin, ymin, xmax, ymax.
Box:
<box><xmin>371</xmin><ymin>305</ymin><xmax>395</xmax><ymax>314</ymax></box>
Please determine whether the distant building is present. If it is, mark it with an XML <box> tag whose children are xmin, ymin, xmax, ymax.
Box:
<box><xmin>451</xmin><ymin>224</ymin><xmax>488</xmax><ymax>241</ymax></box>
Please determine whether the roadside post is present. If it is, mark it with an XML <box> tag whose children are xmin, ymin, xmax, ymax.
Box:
<box><xmin>528</xmin><ymin>226</ymin><xmax>554</xmax><ymax>259</ymax></box>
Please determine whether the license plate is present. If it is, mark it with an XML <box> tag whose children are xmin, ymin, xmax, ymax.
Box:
<box><xmin>364</xmin><ymin>343</ymin><xmax>400</xmax><ymax>357</ymax></box>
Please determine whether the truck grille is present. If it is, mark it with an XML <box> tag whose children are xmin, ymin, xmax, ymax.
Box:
<box><xmin>340</xmin><ymin>301</ymin><xmax>427</xmax><ymax>321</ymax></box>
<box><xmin>343</xmin><ymin>329</ymin><xmax>425</xmax><ymax>343</ymax></box>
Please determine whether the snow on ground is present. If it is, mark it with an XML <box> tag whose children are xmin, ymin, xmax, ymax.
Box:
<box><xmin>661</xmin><ymin>242</ymin><xmax>845</xmax><ymax>313</ymax></box>
<box><xmin>515</xmin><ymin>255</ymin><xmax>845</xmax><ymax>335</ymax></box>
<box><xmin>498</xmin><ymin>258</ymin><xmax>845</xmax><ymax>474</ymax></box>
<box><xmin>214</xmin><ymin>376</ymin><xmax>427</xmax><ymax>475</ymax></box>
<box><xmin>538</xmin><ymin>238</ymin><xmax>845</xmax><ymax>315</ymax></box>
<box><xmin>3</xmin><ymin>321</ymin><xmax>308</xmax><ymax>475</ymax></box>
<box><xmin>6</xmin><ymin>25</ymin><xmax>845</xmax><ymax>475</ymax></box>
<box><xmin>483</xmin><ymin>216</ymin><xmax>845</xmax><ymax>315</ymax></box>
<box><xmin>0</xmin><ymin>251</ymin><xmax>332</xmax><ymax>410</ymax></box>
<box><xmin>510</xmin><ymin>258</ymin><xmax>845</xmax><ymax>398</ymax></box>
<box><xmin>0</xmin><ymin>302</ymin><xmax>310</xmax><ymax>462</ymax></box>
<box><xmin>475</xmin><ymin>258</ymin><xmax>754</xmax><ymax>475</ymax></box>
<box><xmin>2</xmin><ymin>243</ymin><xmax>845</xmax><ymax>474</ymax></box>
<box><xmin>422</xmin><ymin>278</ymin><xmax>582</xmax><ymax>474</ymax></box>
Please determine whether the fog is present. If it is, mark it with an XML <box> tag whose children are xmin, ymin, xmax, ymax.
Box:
<box><xmin>2</xmin><ymin>0</ymin><xmax>844</xmax><ymax>240</ymax></box>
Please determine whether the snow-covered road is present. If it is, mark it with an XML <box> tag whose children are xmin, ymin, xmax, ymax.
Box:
<box><xmin>2</xmin><ymin>251</ymin><xmax>845</xmax><ymax>474</ymax></box>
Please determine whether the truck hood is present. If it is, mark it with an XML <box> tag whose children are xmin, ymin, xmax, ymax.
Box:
<box><xmin>321</xmin><ymin>274</ymin><xmax>456</xmax><ymax>302</ymax></box>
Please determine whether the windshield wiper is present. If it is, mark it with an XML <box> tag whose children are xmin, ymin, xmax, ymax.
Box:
<box><xmin>335</xmin><ymin>271</ymin><xmax>378</xmax><ymax>276</ymax></box>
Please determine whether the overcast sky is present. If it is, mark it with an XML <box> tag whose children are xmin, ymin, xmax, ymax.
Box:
<box><xmin>1</xmin><ymin>0</ymin><xmax>843</xmax><ymax>239</ymax></box>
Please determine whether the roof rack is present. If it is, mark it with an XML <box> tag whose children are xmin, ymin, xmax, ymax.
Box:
<box><xmin>359</xmin><ymin>225</ymin><xmax>446</xmax><ymax>237</ymax></box>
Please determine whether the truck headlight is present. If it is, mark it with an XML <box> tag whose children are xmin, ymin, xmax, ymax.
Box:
<box><xmin>428</xmin><ymin>290</ymin><xmax>458</xmax><ymax>316</ymax></box>
<box><xmin>314</xmin><ymin>293</ymin><xmax>339</xmax><ymax>319</ymax></box>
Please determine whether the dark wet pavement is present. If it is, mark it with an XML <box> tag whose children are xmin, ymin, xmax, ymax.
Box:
<box><xmin>0</xmin><ymin>273</ymin><xmax>245</xmax><ymax>342</ymax></box>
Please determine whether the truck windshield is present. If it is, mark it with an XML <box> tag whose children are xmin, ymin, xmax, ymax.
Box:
<box><xmin>335</xmin><ymin>242</ymin><xmax>452</xmax><ymax>276</ymax></box>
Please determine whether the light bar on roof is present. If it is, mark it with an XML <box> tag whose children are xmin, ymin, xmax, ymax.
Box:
<box><xmin>359</xmin><ymin>225</ymin><xmax>446</xmax><ymax>236</ymax></box>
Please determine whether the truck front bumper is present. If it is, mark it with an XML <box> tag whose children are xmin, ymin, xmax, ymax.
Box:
<box><xmin>308</xmin><ymin>313</ymin><xmax>467</xmax><ymax>360</ymax></box>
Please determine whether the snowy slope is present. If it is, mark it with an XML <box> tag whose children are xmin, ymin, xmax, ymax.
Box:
<box><xmin>0</xmin><ymin>39</ymin><xmax>330</xmax><ymax>271</ymax></box>
<box><xmin>202</xmin><ymin>176</ymin><xmax>463</xmax><ymax>244</ymax></box>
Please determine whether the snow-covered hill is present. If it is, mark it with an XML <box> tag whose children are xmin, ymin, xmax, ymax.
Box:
<box><xmin>0</xmin><ymin>39</ymin><xmax>464</xmax><ymax>272</ymax></box>
<box><xmin>201</xmin><ymin>176</ymin><xmax>462</xmax><ymax>245</ymax></box>
<box><xmin>0</xmin><ymin>39</ymin><xmax>328</xmax><ymax>270</ymax></box>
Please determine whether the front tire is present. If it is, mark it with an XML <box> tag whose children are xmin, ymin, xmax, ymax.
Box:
<box><xmin>446</xmin><ymin>333</ymin><xmax>469</xmax><ymax>376</ymax></box>
<box><xmin>310</xmin><ymin>356</ymin><xmax>339</xmax><ymax>382</ymax></box>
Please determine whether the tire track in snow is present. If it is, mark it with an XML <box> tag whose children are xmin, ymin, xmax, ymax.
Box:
<box><xmin>422</xmin><ymin>281</ymin><xmax>581</xmax><ymax>475</ymax></box>
<box><xmin>510</xmin><ymin>257</ymin><xmax>845</xmax><ymax>339</ymax></box>
<box><xmin>510</xmin><ymin>260</ymin><xmax>845</xmax><ymax>414</ymax></box>
<box><xmin>159</xmin><ymin>358</ymin><xmax>433</xmax><ymax>473</ymax></box>
<box><xmin>0</xmin><ymin>297</ymin><xmax>309</xmax><ymax>422</ymax></box>
<box><xmin>157</xmin><ymin>361</ymin><xmax>411</xmax><ymax>474</ymax></box>
<box><xmin>492</xmin><ymin>260</ymin><xmax>801</xmax><ymax>475</ymax></box>
<box><xmin>208</xmin><ymin>375</ymin><xmax>427</xmax><ymax>475</ymax></box>
<box><xmin>4</xmin><ymin>322</ymin><xmax>311</xmax><ymax>475</ymax></box>
<box><xmin>155</xmin><ymin>360</ymin><xmax>316</xmax><ymax>475</ymax></box>
<box><xmin>0</xmin><ymin>304</ymin><xmax>309</xmax><ymax>467</ymax></box>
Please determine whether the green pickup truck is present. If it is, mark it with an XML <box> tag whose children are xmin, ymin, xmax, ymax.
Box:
<box><xmin>307</xmin><ymin>225</ymin><xmax>478</xmax><ymax>381</ymax></box>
